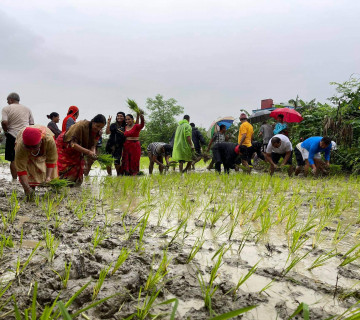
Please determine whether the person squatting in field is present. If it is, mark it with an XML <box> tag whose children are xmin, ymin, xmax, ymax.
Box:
<box><xmin>265</xmin><ymin>134</ymin><xmax>294</xmax><ymax>177</ymax></box>
<box><xmin>147</xmin><ymin>142</ymin><xmax>172</xmax><ymax>174</ymax></box>
<box><xmin>294</xmin><ymin>136</ymin><xmax>333</xmax><ymax>176</ymax></box>
<box><xmin>56</xmin><ymin>114</ymin><xmax>106</xmax><ymax>185</ymax></box>
<box><xmin>15</xmin><ymin>126</ymin><xmax>58</xmax><ymax>197</ymax></box>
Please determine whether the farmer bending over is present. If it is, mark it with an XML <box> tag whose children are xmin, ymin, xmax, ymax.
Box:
<box><xmin>294</xmin><ymin>136</ymin><xmax>332</xmax><ymax>176</ymax></box>
<box><xmin>265</xmin><ymin>134</ymin><xmax>293</xmax><ymax>176</ymax></box>
<box><xmin>212</xmin><ymin>142</ymin><xmax>242</xmax><ymax>174</ymax></box>
<box><xmin>147</xmin><ymin>142</ymin><xmax>172</xmax><ymax>174</ymax></box>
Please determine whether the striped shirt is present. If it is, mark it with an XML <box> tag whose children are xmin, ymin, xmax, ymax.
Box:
<box><xmin>147</xmin><ymin>142</ymin><xmax>166</xmax><ymax>156</ymax></box>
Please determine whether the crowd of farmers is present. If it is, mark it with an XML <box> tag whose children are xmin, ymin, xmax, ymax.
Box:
<box><xmin>1</xmin><ymin>92</ymin><xmax>336</xmax><ymax>197</ymax></box>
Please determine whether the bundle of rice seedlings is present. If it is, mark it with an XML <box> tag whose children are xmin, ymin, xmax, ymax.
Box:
<box><xmin>96</xmin><ymin>154</ymin><xmax>114</xmax><ymax>169</ymax></box>
<box><xmin>47</xmin><ymin>178</ymin><xmax>73</xmax><ymax>189</ymax></box>
<box><xmin>127</xmin><ymin>99</ymin><xmax>144</xmax><ymax>114</ymax></box>
<box><xmin>202</xmin><ymin>152</ymin><xmax>212</xmax><ymax>163</ymax></box>
<box><xmin>167</xmin><ymin>161</ymin><xmax>178</xmax><ymax>168</ymax></box>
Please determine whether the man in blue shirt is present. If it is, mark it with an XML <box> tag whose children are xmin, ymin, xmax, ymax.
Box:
<box><xmin>294</xmin><ymin>136</ymin><xmax>332</xmax><ymax>176</ymax></box>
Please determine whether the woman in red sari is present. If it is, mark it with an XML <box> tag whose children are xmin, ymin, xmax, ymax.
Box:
<box><xmin>120</xmin><ymin>112</ymin><xmax>145</xmax><ymax>175</ymax></box>
<box><xmin>62</xmin><ymin>105</ymin><xmax>79</xmax><ymax>132</ymax></box>
<box><xmin>56</xmin><ymin>114</ymin><xmax>106</xmax><ymax>184</ymax></box>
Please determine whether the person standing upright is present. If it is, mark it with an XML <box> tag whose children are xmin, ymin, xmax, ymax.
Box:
<box><xmin>238</xmin><ymin>113</ymin><xmax>254</xmax><ymax>172</ymax></box>
<box><xmin>62</xmin><ymin>106</ymin><xmax>79</xmax><ymax>132</ymax></box>
<box><xmin>172</xmin><ymin>115</ymin><xmax>195</xmax><ymax>173</ymax></box>
<box><xmin>1</xmin><ymin>92</ymin><xmax>34</xmax><ymax>179</ymax></box>
<box><xmin>259</xmin><ymin>121</ymin><xmax>273</xmax><ymax>151</ymax></box>
<box><xmin>47</xmin><ymin>112</ymin><xmax>61</xmax><ymax>139</ymax></box>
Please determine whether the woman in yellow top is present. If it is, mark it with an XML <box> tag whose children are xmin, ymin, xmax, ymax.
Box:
<box><xmin>238</xmin><ymin>113</ymin><xmax>254</xmax><ymax>172</ymax></box>
<box><xmin>15</xmin><ymin>125</ymin><xmax>58</xmax><ymax>196</ymax></box>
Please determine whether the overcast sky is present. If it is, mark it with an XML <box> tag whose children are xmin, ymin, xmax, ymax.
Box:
<box><xmin>0</xmin><ymin>0</ymin><xmax>359</xmax><ymax>129</ymax></box>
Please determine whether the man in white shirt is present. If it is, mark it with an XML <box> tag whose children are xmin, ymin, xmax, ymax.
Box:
<box><xmin>265</xmin><ymin>134</ymin><xmax>293</xmax><ymax>176</ymax></box>
<box><xmin>1</xmin><ymin>93</ymin><xmax>34</xmax><ymax>179</ymax></box>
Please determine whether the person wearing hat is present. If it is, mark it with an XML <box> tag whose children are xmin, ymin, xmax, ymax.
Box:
<box><xmin>147</xmin><ymin>142</ymin><xmax>172</xmax><ymax>174</ymax></box>
<box><xmin>14</xmin><ymin>125</ymin><xmax>58</xmax><ymax>197</ymax></box>
<box><xmin>238</xmin><ymin>113</ymin><xmax>254</xmax><ymax>172</ymax></box>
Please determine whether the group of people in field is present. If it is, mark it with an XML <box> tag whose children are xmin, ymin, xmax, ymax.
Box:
<box><xmin>1</xmin><ymin>92</ymin><xmax>335</xmax><ymax>197</ymax></box>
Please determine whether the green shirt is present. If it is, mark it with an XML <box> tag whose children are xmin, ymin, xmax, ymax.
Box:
<box><xmin>172</xmin><ymin>119</ymin><xmax>193</xmax><ymax>161</ymax></box>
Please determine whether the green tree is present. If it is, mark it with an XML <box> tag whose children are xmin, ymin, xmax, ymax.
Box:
<box><xmin>140</xmin><ymin>94</ymin><xmax>184</xmax><ymax>149</ymax></box>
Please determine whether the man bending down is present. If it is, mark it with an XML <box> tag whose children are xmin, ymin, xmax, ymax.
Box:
<box><xmin>265</xmin><ymin>134</ymin><xmax>293</xmax><ymax>176</ymax></box>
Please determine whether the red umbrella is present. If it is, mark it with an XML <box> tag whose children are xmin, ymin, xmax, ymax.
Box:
<box><xmin>270</xmin><ymin>108</ymin><xmax>303</xmax><ymax>123</ymax></box>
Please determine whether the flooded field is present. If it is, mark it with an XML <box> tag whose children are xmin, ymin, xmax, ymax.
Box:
<box><xmin>0</xmin><ymin>163</ymin><xmax>359</xmax><ymax>319</ymax></box>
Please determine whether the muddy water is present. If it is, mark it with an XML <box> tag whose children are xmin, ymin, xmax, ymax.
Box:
<box><xmin>0</xmin><ymin>163</ymin><xmax>359</xmax><ymax>319</ymax></box>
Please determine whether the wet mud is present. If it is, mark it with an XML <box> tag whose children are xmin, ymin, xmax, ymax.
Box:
<box><xmin>0</xmin><ymin>163</ymin><xmax>359</xmax><ymax>319</ymax></box>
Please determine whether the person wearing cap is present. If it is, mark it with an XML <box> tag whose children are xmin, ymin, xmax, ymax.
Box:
<box><xmin>1</xmin><ymin>92</ymin><xmax>34</xmax><ymax>179</ymax></box>
<box><xmin>265</xmin><ymin>134</ymin><xmax>293</xmax><ymax>176</ymax></box>
<box><xmin>62</xmin><ymin>106</ymin><xmax>79</xmax><ymax>132</ymax></box>
<box><xmin>238</xmin><ymin>113</ymin><xmax>254</xmax><ymax>172</ymax></box>
<box><xmin>47</xmin><ymin>112</ymin><xmax>61</xmax><ymax>138</ymax></box>
<box><xmin>294</xmin><ymin>136</ymin><xmax>333</xmax><ymax>176</ymax></box>
<box><xmin>212</xmin><ymin>142</ymin><xmax>243</xmax><ymax>174</ymax></box>
<box><xmin>147</xmin><ymin>142</ymin><xmax>172</xmax><ymax>174</ymax></box>
<box><xmin>14</xmin><ymin>125</ymin><xmax>58</xmax><ymax>197</ymax></box>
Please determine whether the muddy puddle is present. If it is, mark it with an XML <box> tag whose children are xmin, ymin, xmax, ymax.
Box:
<box><xmin>0</xmin><ymin>162</ymin><xmax>359</xmax><ymax>319</ymax></box>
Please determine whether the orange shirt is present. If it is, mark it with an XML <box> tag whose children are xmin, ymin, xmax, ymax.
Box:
<box><xmin>238</xmin><ymin>121</ymin><xmax>253</xmax><ymax>147</ymax></box>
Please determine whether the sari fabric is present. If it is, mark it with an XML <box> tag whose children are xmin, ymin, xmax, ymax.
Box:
<box><xmin>56</xmin><ymin>120</ymin><xmax>98</xmax><ymax>183</ymax></box>
<box><xmin>15</xmin><ymin>125</ymin><xmax>58</xmax><ymax>187</ymax></box>
<box><xmin>119</xmin><ymin>121</ymin><xmax>144</xmax><ymax>176</ymax></box>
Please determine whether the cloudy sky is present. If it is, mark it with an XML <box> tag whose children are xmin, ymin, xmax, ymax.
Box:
<box><xmin>0</xmin><ymin>0</ymin><xmax>359</xmax><ymax>129</ymax></box>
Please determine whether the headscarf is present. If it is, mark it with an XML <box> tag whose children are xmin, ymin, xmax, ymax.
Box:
<box><xmin>62</xmin><ymin>106</ymin><xmax>79</xmax><ymax>132</ymax></box>
<box><xmin>22</xmin><ymin>127</ymin><xmax>42</xmax><ymax>146</ymax></box>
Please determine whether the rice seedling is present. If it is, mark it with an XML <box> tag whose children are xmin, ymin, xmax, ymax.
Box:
<box><xmin>209</xmin><ymin>305</ymin><xmax>258</xmax><ymax>320</ymax></box>
<box><xmin>287</xmin><ymin>302</ymin><xmax>310</xmax><ymax>320</ymax></box>
<box><xmin>197</xmin><ymin>246</ymin><xmax>226</xmax><ymax>316</ymax></box>
<box><xmin>136</xmin><ymin>212</ymin><xmax>150</xmax><ymax>252</ymax></box>
<box><xmin>43</xmin><ymin>228</ymin><xmax>60</xmax><ymax>263</ymax></box>
<box><xmin>282</xmin><ymin>251</ymin><xmax>310</xmax><ymax>276</ymax></box>
<box><xmin>90</xmin><ymin>226</ymin><xmax>108</xmax><ymax>254</ymax></box>
<box><xmin>333</xmin><ymin>221</ymin><xmax>351</xmax><ymax>245</ymax></box>
<box><xmin>237</xmin><ymin>227</ymin><xmax>252</xmax><ymax>256</ymax></box>
<box><xmin>167</xmin><ymin>217</ymin><xmax>188</xmax><ymax>247</ymax></box>
<box><xmin>0</xmin><ymin>281</ymin><xmax>13</xmax><ymax>315</ymax></box>
<box><xmin>144</xmin><ymin>250</ymin><xmax>170</xmax><ymax>291</ymax></box>
<box><xmin>52</xmin><ymin>261</ymin><xmax>72</xmax><ymax>289</ymax></box>
<box><xmin>42</xmin><ymin>193</ymin><xmax>56</xmax><ymax>221</ymax></box>
<box><xmin>226</xmin><ymin>260</ymin><xmax>260</xmax><ymax>296</ymax></box>
<box><xmin>0</xmin><ymin>233</ymin><xmax>14</xmax><ymax>258</ymax></box>
<box><xmin>187</xmin><ymin>237</ymin><xmax>205</xmax><ymax>263</ymax></box>
<box><xmin>8</xmin><ymin>190</ymin><xmax>19</xmax><ymax>224</ymax></box>
<box><xmin>93</xmin><ymin>263</ymin><xmax>112</xmax><ymax>300</ymax></box>
<box><xmin>15</xmin><ymin>241</ymin><xmax>41</xmax><ymax>276</ymax></box>
<box><xmin>288</xmin><ymin>228</ymin><xmax>310</xmax><ymax>255</ymax></box>
<box><xmin>111</xmin><ymin>247</ymin><xmax>130</xmax><ymax>275</ymax></box>
<box><xmin>339</xmin><ymin>243</ymin><xmax>360</xmax><ymax>267</ymax></box>
<box><xmin>307</xmin><ymin>249</ymin><xmax>337</xmax><ymax>271</ymax></box>
<box><xmin>129</xmin><ymin>287</ymin><xmax>161</xmax><ymax>320</ymax></box>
